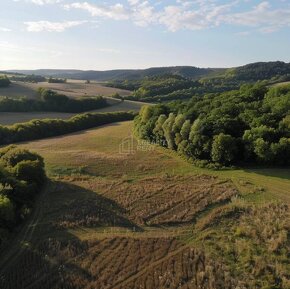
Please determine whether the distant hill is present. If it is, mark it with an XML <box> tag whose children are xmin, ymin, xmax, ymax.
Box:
<box><xmin>3</xmin><ymin>61</ymin><xmax>290</xmax><ymax>83</ymax></box>
<box><xmin>5</xmin><ymin>67</ymin><xmax>224</xmax><ymax>81</ymax></box>
<box><xmin>223</xmin><ymin>61</ymin><xmax>290</xmax><ymax>82</ymax></box>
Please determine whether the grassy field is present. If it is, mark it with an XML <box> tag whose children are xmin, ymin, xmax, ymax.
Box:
<box><xmin>273</xmin><ymin>81</ymin><xmax>290</xmax><ymax>87</ymax></box>
<box><xmin>0</xmin><ymin>79</ymin><xmax>132</xmax><ymax>99</ymax></box>
<box><xmin>0</xmin><ymin>121</ymin><xmax>289</xmax><ymax>289</ymax></box>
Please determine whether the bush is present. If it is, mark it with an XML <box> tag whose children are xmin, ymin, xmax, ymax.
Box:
<box><xmin>0</xmin><ymin>146</ymin><xmax>46</xmax><ymax>245</ymax></box>
<box><xmin>0</xmin><ymin>75</ymin><xmax>11</xmax><ymax>87</ymax></box>
<box><xmin>48</xmin><ymin>77</ymin><xmax>66</xmax><ymax>83</ymax></box>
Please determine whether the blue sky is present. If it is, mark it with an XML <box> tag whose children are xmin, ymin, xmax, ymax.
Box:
<box><xmin>0</xmin><ymin>0</ymin><xmax>289</xmax><ymax>70</ymax></box>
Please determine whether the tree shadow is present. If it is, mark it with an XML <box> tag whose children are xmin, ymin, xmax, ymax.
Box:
<box><xmin>50</xmin><ymin>181</ymin><xmax>143</xmax><ymax>232</ymax></box>
<box><xmin>0</xmin><ymin>179</ymin><xmax>143</xmax><ymax>288</ymax></box>
<box><xmin>243</xmin><ymin>167</ymin><xmax>290</xmax><ymax>181</ymax></box>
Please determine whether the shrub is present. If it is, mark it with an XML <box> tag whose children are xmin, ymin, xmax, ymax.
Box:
<box><xmin>0</xmin><ymin>75</ymin><xmax>10</xmax><ymax>87</ymax></box>
<box><xmin>0</xmin><ymin>146</ymin><xmax>46</xmax><ymax>246</ymax></box>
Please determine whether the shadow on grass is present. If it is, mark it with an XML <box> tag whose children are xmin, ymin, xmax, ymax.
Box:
<box><xmin>0</xmin><ymin>179</ymin><xmax>143</xmax><ymax>289</ymax></box>
<box><xmin>56</xmin><ymin>181</ymin><xmax>143</xmax><ymax>231</ymax></box>
<box><xmin>243</xmin><ymin>167</ymin><xmax>290</xmax><ymax>181</ymax></box>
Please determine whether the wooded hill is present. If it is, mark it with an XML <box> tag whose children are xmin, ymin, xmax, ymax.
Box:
<box><xmin>5</xmin><ymin>61</ymin><xmax>290</xmax><ymax>82</ymax></box>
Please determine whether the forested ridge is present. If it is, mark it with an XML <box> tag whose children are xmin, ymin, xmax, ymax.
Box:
<box><xmin>134</xmin><ymin>83</ymin><xmax>290</xmax><ymax>167</ymax></box>
<box><xmin>108</xmin><ymin>61</ymin><xmax>290</xmax><ymax>102</ymax></box>
<box><xmin>7</xmin><ymin>61</ymin><xmax>290</xmax><ymax>82</ymax></box>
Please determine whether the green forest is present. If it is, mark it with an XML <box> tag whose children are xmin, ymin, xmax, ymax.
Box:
<box><xmin>108</xmin><ymin>61</ymin><xmax>290</xmax><ymax>103</ymax></box>
<box><xmin>134</xmin><ymin>83</ymin><xmax>290</xmax><ymax>166</ymax></box>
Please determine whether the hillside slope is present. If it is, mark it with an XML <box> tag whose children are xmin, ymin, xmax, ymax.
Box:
<box><xmin>0</xmin><ymin>121</ymin><xmax>289</xmax><ymax>289</ymax></box>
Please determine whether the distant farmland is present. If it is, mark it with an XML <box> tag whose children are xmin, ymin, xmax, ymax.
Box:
<box><xmin>0</xmin><ymin>79</ymin><xmax>145</xmax><ymax>126</ymax></box>
<box><xmin>0</xmin><ymin>79</ymin><xmax>132</xmax><ymax>99</ymax></box>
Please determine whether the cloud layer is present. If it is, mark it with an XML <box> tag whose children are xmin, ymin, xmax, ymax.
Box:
<box><xmin>24</xmin><ymin>20</ymin><xmax>87</xmax><ymax>32</ymax></box>
<box><xmin>21</xmin><ymin>0</ymin><xmax>290</xmax><ymax>33</ymax></box>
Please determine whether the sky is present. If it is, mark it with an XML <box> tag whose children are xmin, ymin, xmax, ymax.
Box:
<box><xmin>0</xmin><ymin>0</ymin><xmax>290</xmax><ymax>70</ymax></box>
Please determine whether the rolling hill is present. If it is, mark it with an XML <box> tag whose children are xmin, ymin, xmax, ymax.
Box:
<box><xmin>5</xmin><ymin>66</ymin><xmax>224</xmax><ymax>81</ymax></box>
<box><xmin>0</xmin><ymin>121</ymin><xmax>289</xmax><ymax>289</ymax></box>
<box><xmin>5</xmin><ymin>61</ymin><xmax>290</xmax><ymax>82</ymax></box>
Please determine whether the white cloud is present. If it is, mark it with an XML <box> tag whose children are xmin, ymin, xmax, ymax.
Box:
<box><xmin>0</xmin><ymin>41</ymin><xmax>18</xmax><ymax>49</ymax></box>
<box><xmin>97</xmin><ymin>48</ymin><xmax>120</xmax><ymax>54</ymax></box>
<box><xmin>21</xmin><ymin>0</ymin><xmax>290</xmax><ymax>33</ymax></box>
<box><xmin>0</xmin><ymin>27</ymin><xmax>11</xmax><ymax>32</ymax></box>
<box><xmin>14</xmin><ymin>0</ymin><xmax>62</xmax><ymax>4</ymax></box>
<box><xmin>31</xmin><ymin>0</ymin><xmax>61</xmax><ymax>4</ymax></box>
<box><xmin>223</xmin><ymin>1</ymin><xmax>290</xmax><ymax>32</ymax></box>
<box><xmin>63</xmin><ymin>2</ymin><xmax>129</xmax><ymax>20</ymax></box>
<box><xmin>63</xmin><ymin>0</ymin><xmax>240</xmax><ymax>31</ymax></box>
<box><xmin>24</xmin><ymin>20</ymin><xmax>87</xmax><ymax>32</ymax></box>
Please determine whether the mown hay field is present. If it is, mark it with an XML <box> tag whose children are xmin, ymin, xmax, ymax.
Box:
<box><xmin>0</xmin><ymin>121</ymin><xmax>289</xmax><ymax>289</ymax></box>
<box><xmin>0</xmin><ymin>79</ymin><xmax>132</xmax><ymax>99</ymax></box>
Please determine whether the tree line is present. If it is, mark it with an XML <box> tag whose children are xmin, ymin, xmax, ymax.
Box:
<box><xmin>9</xmin><ymin>74</ymin><xmax>46</xmax><ymax>83</ymax></box>
<box><xmin>0</xmin><ymin>76</ymin><xmax>11</xmax><ymax>88</ymax></box>
<box><xmin>134</xmin><ymin>83</ymin><xmax>290</xmax><ymax>167</ymax></box>
<box><xmin>0</xmin><ymin>89</ymin><xmax>108</xmax><ymax>113</ymax></box>
<box><xmin>0</xmin><ymin>146</ymin><xmax>46</xmax><ymax>246</ymax></box>
<box><xmin>48</xmin><ymin>77</ymin><xmax>67</xmax><ymax>83</ymax></box>
<box><xmin>0</xmin><ymin>111</ymin><xmax>136</xmax><ymax>145</ymax></box>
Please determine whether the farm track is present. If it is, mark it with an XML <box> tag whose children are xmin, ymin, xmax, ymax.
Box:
<box><xmin>0</xmin><ymin>181</ymin><xmax>55</xmax><ymax>283</ymax></box>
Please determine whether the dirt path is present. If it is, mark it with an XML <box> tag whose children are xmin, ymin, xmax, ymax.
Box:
<box><xmin>0</xmin><ymin>182</ymin><xmax>54</xmax><ymax>277</ymax></box>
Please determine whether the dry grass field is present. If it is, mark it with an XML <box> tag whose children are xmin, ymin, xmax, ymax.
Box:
<box><xmin>0</xmin><ymin>121</ymin><xmax>289</xmax><ymax>289</ymax></box>
<box><xmin>0</xmin><ymin>79</ymin><xmax>132</xmax><ymax>99</ymax></box>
